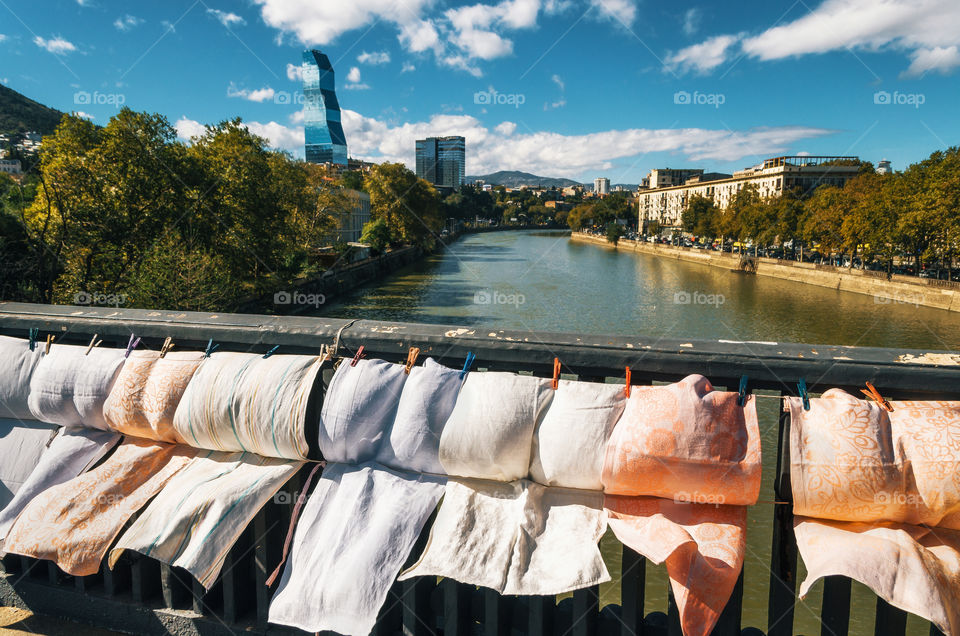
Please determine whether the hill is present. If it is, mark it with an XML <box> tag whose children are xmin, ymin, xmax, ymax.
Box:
<box><xmin>0</xmin><ymin>83</ymin><xmax>63</xmax><ymax>136</ymax></box>
<box><xmin>465</xmin><ymin>170</ymin><xmax>582</xmax><ymax>188</ymax></box>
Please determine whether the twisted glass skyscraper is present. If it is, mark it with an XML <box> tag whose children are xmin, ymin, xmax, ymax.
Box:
<box><xmin>302</xmin><ymin>50</ymin><xmax>347</xmax><ymax>166</ymax></box>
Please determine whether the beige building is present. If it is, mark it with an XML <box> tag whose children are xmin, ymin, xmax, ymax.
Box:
<box><xmin>637</xmin><ymin>156</ymin><xmax>861</xmax><ymax>230</ymax></box>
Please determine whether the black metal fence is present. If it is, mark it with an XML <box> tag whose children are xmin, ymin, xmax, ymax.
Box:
<box><xmin>1</xmin><ymin>302</ymin><xmax>958</xmax><ymax>636</ymax></box>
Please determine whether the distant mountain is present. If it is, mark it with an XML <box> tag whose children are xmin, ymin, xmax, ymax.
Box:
<box><xmin>0</xmin><ymin>83</ymin><xmax>63</xmax><ymax>136</ymax></box>
<box><xmin>465</xmin><ymin>170</ymin><xmax>583</xmax><ymax>188</ymax></box>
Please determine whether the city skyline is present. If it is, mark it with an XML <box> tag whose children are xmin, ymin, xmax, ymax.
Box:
<box><xmin>0</xmin><ymin>0</ymin><xmax>957</xmax><ymax>182</ymax></box>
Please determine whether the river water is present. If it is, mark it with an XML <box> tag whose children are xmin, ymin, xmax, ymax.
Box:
<box><xmin>320</xmin><ymin>230</ymin><xmax>958</xmax><ymax>634</ymax></box>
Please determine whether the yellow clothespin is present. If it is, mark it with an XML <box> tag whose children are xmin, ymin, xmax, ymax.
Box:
<box><xmin>44</xmin><ymin>334</ymin><xmax>54</xmax><ymax>354</ymax></box>
<box><xmin>159</xmin><ymin>337</ymin><xmax>174</xmax><ymax>358</ymax></box>
<box><xmin>404</xmin><ymin>347</ymin><xmax>420</xmax><ymax>374</ymax></box>
<box><xmin>84</xmin><ymin>334</ymin><xmax>102</xmax><ymax>355</ymax></box>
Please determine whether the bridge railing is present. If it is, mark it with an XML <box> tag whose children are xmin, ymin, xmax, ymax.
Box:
<box><xmin>0</xmin><ymin>302</ymin><xmax>957</xmax><ymax>636</ymax></box>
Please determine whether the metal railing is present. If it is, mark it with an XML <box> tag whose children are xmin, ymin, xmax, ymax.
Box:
<box><xmin>1</xmin><ymin>302</ymin><xmax>958</xmax><ymax>636</ymax></box>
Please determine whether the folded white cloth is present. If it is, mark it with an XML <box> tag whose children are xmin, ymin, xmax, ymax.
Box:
<box><xmin>529</xmin><ymin>379</ymin><xmax>625</xmax><ymax>490</ymax></box>
<box><xmin>111</xmin><ymin>450</ymin><xmax>302</xmax><ymax>588</ymax></box>
<box><xmin>0</xmin><ymin>336</ymin><xmax>44</xmax><ymax>421</ymax></box>
<box><xmin>269</xmin><ymin>462</ymin><xmax>444</xmax><ymax>636</ymax></box>
<box><xmin>319</xmin><ymin>358</ymin><xmax>408</xmax><ymax>463</ymax></box>
<box><xmin>400</xmin><ymin>478</ymin><xmax>609</xmax><ymax>595</ymax></box>
<box><xmin>0</xmin><ymin>426</ymin><xmax>119</xmax><ymax>543</ymax></box>
<box><xmin>173</xmin><ymin>352</ymin><xmax>322</xmax><ymax>460</ymax></box>
<box><xmin>439</xmin><ymin>371</ymin><xmax>552</xmax><ymax>482</ymax></box>
<box><xmin>0</xmin><ymin>419</ymin><xmax>59</xmax><ymax>512</ymax></box>
<box><xmin>375</xmin><ymin>358</ymin><xmax>461</xmax><ymax>474</ymax></box>
<box><xmin>27</xmin><ymin>344</ymin><xmax>125</xmax><ymax>430</ymax></box>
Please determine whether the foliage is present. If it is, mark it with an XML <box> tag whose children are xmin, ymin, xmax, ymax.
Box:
<box><xmin>605</xmin><ymin>221</ymin><xmax>625</xmax><ymax>244</ymax></box>
<box><xmin>360</xmin><ymin>218</ymin><xmax>391</xmax><ymax>254</ymax></box>
<box><xmin>365</xmin><ymin>162</ymin><xmax>443</xmax><ymax>248</ymax></box>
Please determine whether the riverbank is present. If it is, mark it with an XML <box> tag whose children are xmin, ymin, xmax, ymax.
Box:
<box><xmin>571</xmin><ymin>232</ymin><xmax>960</xmax><ymax>313</ymax></box>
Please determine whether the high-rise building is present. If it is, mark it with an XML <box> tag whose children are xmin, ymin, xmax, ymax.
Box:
<box><xmin>877</xmin><ymin>159</ymin><xmax>892</xmax><ymax>175</ymax></box>
<box><xmin>594</xmin><ymin>177</ymin><xmax>610</xmax><ymax>195</ymax></box>
<box><xmin>302</xmin><ymin>50</ymin><xmax>347</xmax><ymax>166</ymax></box>
<box><xmin>415</xmin><ymin>136</ymin><xmax>465</xmax><ymax>189</ymax></box>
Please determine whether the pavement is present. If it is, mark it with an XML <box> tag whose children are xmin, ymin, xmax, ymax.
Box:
<box><xmin>0</xmin><ymin>607</ymin><xmax>124</xmax><ymax>636</ymax></box>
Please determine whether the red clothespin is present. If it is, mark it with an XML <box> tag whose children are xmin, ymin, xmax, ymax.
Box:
<box><xmin>861</xmin><ymin>381</ymin><xmax>893</xmax><ymax>412</ymax></box>
<box><xmin>552</xmin><ymin>357</ymin><xmax>561</xmax><ymax>390</ymax></box>
<box><xmin>625</xmin><ymin>366</ymin><xmax>631</xmax><ymax>398</ymax></box>
<box><xmin>404</xmin><ymin>347</ymin><xmax>420</xmax><ymax>374</ymax></box>
<box><xmin>351</xmin><ymin>345</ymin><xmax>365</xmax><ymax>367</ymax></box>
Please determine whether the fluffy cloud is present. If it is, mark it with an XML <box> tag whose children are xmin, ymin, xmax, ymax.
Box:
<box><xmin>666</xmin><ymin>34</ymin><xmax>741</xmax><ymax>74</ymax></box>
<box><xmin>226</xmin><ymin>83</ymin><xmax>276</xmax><ymax>102</ymax></box>
<box><xmin>285</xmin><ymin>62</ymin><xmax>304</xmax><ymax>81</ymax></box>
<box><xmin>401</xmin><ymin>62</ymin><xmax>416</xmax><ymax>73</ymax></box>
<box><xmin>590</xmin><ymin>0</ymin><xmax>637</xmax><ymax>25</ymax></box>
<box><xmin>357</xmin><ymin>50</ymin><xmax>391</xmax><ymax>65</ymax></box>
<box><xmin>343</xmin><ymin>67</ymin><xmax>370</xmax><ymax>90</ymax></box>
<box><xmin>682</xmin><ymin>8</ymin><xmax>701</xmax><ymax>36</ymax></box>
<box><xmin>206</xmin><ymin>9</ymin><xmax>245</xmax><ymax>28</ymax></box>
<box><xmin>113</xmin><ymin>15</ymin><xmax>143</xmax><ymax>31</ymax></box>
<box><xmin>174</xmin><ymin>117</ymin><xmax>207</xmax><ymax>140</ymax></box>
<box><xmin>73</xmin><ymin>111</ymin><xmax>94</xmax><ymax>120</ymax></box>
<box><xmin>33</xmin><ymin>36</ymin><xmax>77</xmax><ymax>55</ymax></box>
<box><xmin>346</xmin><ymin>67</ymin><xmax>362</xmax><ymax>83</ymax></box>
<box><xmin>672</xmin><ymin>0</ymin><xmax>960</xmax><ymax>76</ymax></box>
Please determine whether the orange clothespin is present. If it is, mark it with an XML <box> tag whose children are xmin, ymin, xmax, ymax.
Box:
<box><xmin>552</xmin><ymin>357</ymin><xmax>561</xmax><ymax>390</ymax></box>
<box><xmin>625</xmin><ymin>366</ymin><xmax>631</xmax><ymax>398</ymax></box>
<box><xmin>404</xmin><ymin>347</ymin><xmax>420</xmax><ymax>374</ymax></box>
<box><xmin>861</xmin><ymin>381</ymin><xmax>893</xmax><ymax>412</ymax></box>
<box><xmin>351</xmin><ymin>345</ymin><xmax>365</xmax><ymax>367</ymax></box>
<box><xmin>159</xmin><ymin>337</ymin><xmax>174</xmax><ymax>358</ymax></box>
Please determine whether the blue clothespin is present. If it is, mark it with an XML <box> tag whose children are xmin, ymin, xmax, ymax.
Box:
<box><xmin>737</xmin><ymin>375</ymin><xmax>749</xmax><ymax>407</ymax></box>
<box><xmin>124</xmin><ymin>333</ymin><xmax>140</xmax><ymax>358</ymax></box>
<box><xmin>28</xmin><ymin>328</ymin><xmax>39</xmax><ymax>351</ymax></box>
<box><xmin>459</xmin><ymin>352</ymin><xmax>476</xmax><ymax>380</ymax></box>
<box><xmin>205</xmin><ymin>339</ymin><xmax>220</xmax><ymax>357</ymax></box>
<box><xmin>797</xmin><ymin>378</ymin><xmax>811</xmax><ymax>411</ymax></box>
<box><xmin>263</xmin><ymin>345</ymin><xmax>280</xmax><ymax>358</ymax></box>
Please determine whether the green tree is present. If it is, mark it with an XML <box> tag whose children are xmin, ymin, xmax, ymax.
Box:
<box><xmin>605</xmin><ymin>221</ymin><xmax>625</xmax><ymax>244</ymax></box>
<box><xmin>360</xmin><ymin>218</ymin><xmax>392</xmax><ymax>254</ymax></box>
<box><xmin>365</xmin><ymin>162</ymin><xmax>443</xmax><ymax>247</ymax></box>
<box><xmin>681</xmin><ymin>194</ymin><xmax>716</xmax><ymax>237</ymax></box>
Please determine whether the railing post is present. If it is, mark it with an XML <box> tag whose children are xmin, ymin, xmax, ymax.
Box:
<box><xmin>620</xmin><ymin>546</ymin><xmax>646</xmax><ymax>636</ymax></box>
<box><xmin>820</xmin><ymin>576</ymin><xmax>851</xmax><ymax>636</ymax></box>
<box><xmin>874</xmin><ymin>597</ymin><xmax>907</xmax><ymax>636</ymax></box>
<box><xmin>768</xmin><ymin>403</ymin><xmax>797</xmax><ymax>636</ymax></box>
<box><xmin>443</xmin><ymin>578</ymin><xmax>471</xmax><ymax>636</ymax></box>
<box><xmin>572</xmin><ymin>585</ymin><xmax>599</xmax><ymax>636</ymax></box>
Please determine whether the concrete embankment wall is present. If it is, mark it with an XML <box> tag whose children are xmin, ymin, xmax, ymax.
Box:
<box><xmin>571</xmin><ymin>232</ymin><xmax>960</xmax><ymax>313</ymax></box>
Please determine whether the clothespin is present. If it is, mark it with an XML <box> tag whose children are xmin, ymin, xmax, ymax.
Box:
<box><xmin>263</xmin><ymin>345</ymin><xmax>280</xmax><ymax>358</ymax></box>
<box><xmin>459</xmin><ymin>352</ymin><xmax>475</xmax><ymax>380</ymax></box>
<box><xmin>552</xmin><ymin>357</ymin><xmax>561</xmax><ymax>390</ymax></box>
<box><xmin>351</xmin><ymin>345</ymin><xmax>365</xmax><ymax>367</ymax></box>
<box><xmin>125</xmin><ymin>333</ymin><xmax>141</xmax><ymax>358</ymax></box>
<box><xmin>737</xmin><ymin>375</ymin><xmax>749</xmax><ymax>407</ymax></box>
<box><xmin>861</xmin><ymin>381</ymin><xmax>893</xmax><ymax>412</ymax></box>
<box><xmin>159</xmin><ymin>337</ymin><xmax>173</xmax><ymax>358</ymax></box>
<box><xmin>797</xmin><ymin>378</ymin><xmax>811</xmax><ymax>411</ymax></box>
<box><xmin>28</xmin><ymin>328</ymin><xmax>39</xmax><ymax>351</ymax></box>
<box><xmin>205</xmin><ymin>339</ymin><xmax>219</xmax><ymax>357</ymax></box>
<box><xmin>404</xmin><ymin>347</ymin><xmax>420</xmax><ymax>374</ymax></box>
<box><xmin>624</xmin><ymin>366</ymin><xmax>632</xmax><ymax>398</ymax></box>
<box><xmin>44</xmin><ymin>334</ymin><xmax>54</xmax><ymax>354</ymax></box>
<box><xmin>84</xmin><ymin>334</ymin><xmax>102</xmax><ymax>355</ymax></box>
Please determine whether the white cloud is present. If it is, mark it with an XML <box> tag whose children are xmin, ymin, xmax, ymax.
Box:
<box><xmin>0</xmin><ymin>35</ymin><xmax>7</xmax><ymax>43</ymax></box>
<box><xmin>545</xmin><ymin>74</ymin><xmax>565</xmax><ymax>109</ymax></box>
<box><xmin>113</xmin><ymin>15</ymin><xmax>143</xmax><ymax>31</ymax></box>
<box><xmin>174</xmin><ymin>117</ymin><xmax>207</xmax><ymax>141</ymax></box>
<box><xmin>207</xmin><ymin>8</ymin><xmax>246</xmax><ymax>28</ymax></box>
<box><xmin>682</xmin><ymin>8</ymin><xmax>701</xmax><ymax>36</ymax></box>
<box><xmin>551</xmin><ymin>74</ymin><xmax>565</xmax><ymax>91</ymax></box>
<box><xmin>346</xmin><ymin>67</ymin><xmax>362</xmax><ymax>83</ymax></box>
<box><xmin>495</xmin><ymin>121</ymin><xmax>517</xmax><ymax>135</ymax></box>
<box><xmin>76</xmin><ymin>0</ymin><xmax>92</xmax><ymax>6</ymax></box>
<box><xmin>903</xmin><ymin>45</ymin><xmax>960</xmax><ymax>76</ymax></box>
<box><xmin>33</xmin><ymin>35</ymin><xmax>77</xmax><ymax>55</ymax></box>
<box><xmin>73</xmin><ymin>111</ymin><xmax>95</xmax><ymax>120</ymax></box>
<box><xmin>591</xmin><ymin>0</ymin><xmax>637</xmax><ymax>25</ymax></box>
<box><xmin>665</xmin><ymin>34</ymin><xmax>741</xmax><ymax>74</ymax></box>
<box><xmin>401</xmin><ymin>62</ymin><xmax>416</xmax><ymax>73</ymax></box>
<box><xmin>226</xmin><ymin>83</ymin><xmax>276</xmax><ymax>102</ymax></box>
<box><xmin>286</xmin><ymin>62</ymin><xmax>304</xmax><ymax>81</ymax></box>
<box><xmin>344</xmin><ymin>67</ymin><xmax>370</xmax><ymax>89</ymax></box>
<box><xmin>357</xmin><ymin>50</ymin><xmax>391</xmax><ymax>65</ymax></box>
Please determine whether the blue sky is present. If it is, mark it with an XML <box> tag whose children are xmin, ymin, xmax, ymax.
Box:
<box><xmin>1</xmin><ymin>0</ymin><xmax>958</xmax><ymax>182</ymax></box>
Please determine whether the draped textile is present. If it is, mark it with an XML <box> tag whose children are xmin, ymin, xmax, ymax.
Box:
<box><xmin>27</xmin><ymin>344</ymin><xmax>125</xmax><ymax>430</ymax></box>
<box><xmin>0</xmin><ymin>419</ymin><xmax>58</xmax><ymax>512</ymax></box>
<box><xmin>0</xmin><ymin>335</ymin><xmax>44</xmax><ymax>421</ymax></box>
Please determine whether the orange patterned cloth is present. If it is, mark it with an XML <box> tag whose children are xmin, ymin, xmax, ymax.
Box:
<box><xmin>2</xmin><ymin>438</ymin><xmax>195</xmax><ymax>575</ymax></box>
<box><xmin>102</xmin><ymin>351</ymin><xmax>205</xmax><ymax>443</ymax></box>
<box><xmin>602</xmin><ymin>375</ymin><xmax>760</xmax><ymax>636</ymax></box>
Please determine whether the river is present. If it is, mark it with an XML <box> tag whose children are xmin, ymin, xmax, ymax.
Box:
<box><xmin>320</xmin><ymin>230</ymin><xmax>957</xmax><ymax>635</ymax></box>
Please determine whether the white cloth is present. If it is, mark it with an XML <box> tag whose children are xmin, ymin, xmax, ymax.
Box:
<box><xmin>0</xmin><ymin>426</ymin><xmax>119</xmax><ymax>543</ymax></box>
<box><xmin>319</xmin><ymin>358</ymin><xmax>408</xmax><ymax>463</ymax></box>
<box><xmin>375</xmin><ymin>358</ymin><xmax>461</xmax><ymax>474</ymax></box>
<box><xmin>269</xmin><ymin>462</ymin><xmax>444</xmax><ymax>636</ymax></box>
<box><xmin>111</xmin><ymin>450</ymin><xmax>302</xmax><ymax>588</ymax></box>
<box><xmin>173</xmin><ymin>351</ymin><xmax>322</xmax><ymax>460</ymax></box>
<box><xmin>400</xmin><ymin>478</ymin><xmax>609</xmax><ymax>595</ymax></box>
<box><xmin>27</xmin><ymin>344</ymin><xmax>125</xmax><ymax>430</ymax></box>
<box><xmin>529</xmin><ymin>379</ymin><xmax>625</xmax><ymax>490</ymax></box>
<box><xmin>0</xmin><ymin>336</ymin><xmax>44</xmax><ymax>421</ymax></box>
<box><xmin>439</xmin><ymin>371</ymin><xmax>552</xmax><ymax>482</ymax></box>
<box><xmin>0</xmin><ymin>419</ymin><xmax>59</xmax><ymax>512</ymax></box>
